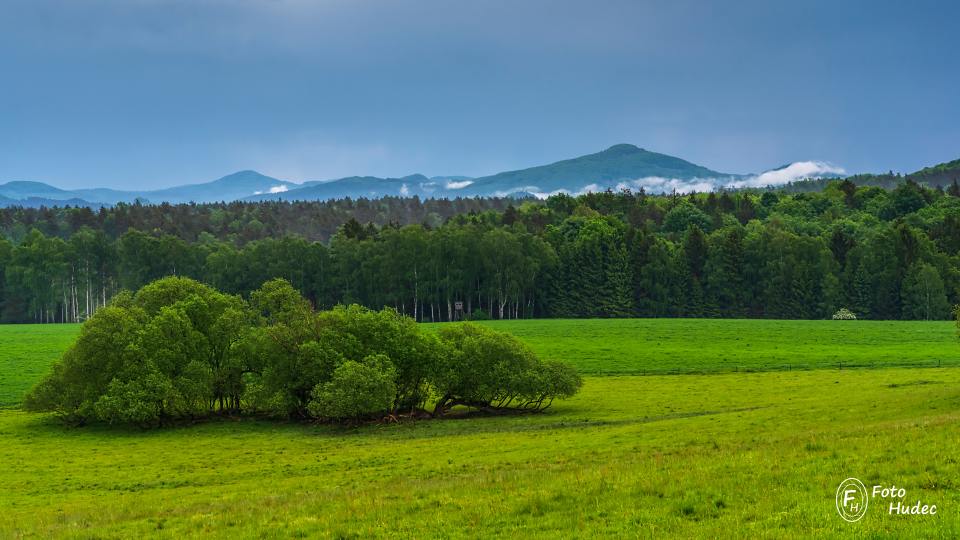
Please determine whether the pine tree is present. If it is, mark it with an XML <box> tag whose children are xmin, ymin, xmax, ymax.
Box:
<box><xmin>600</xmin><ymin>234</ymin><xmax>634</xmax><ymax>317</ymax></box>
<box><xmin>850</xmin><ymin>261</ymin><xmax>873</xmax><ymax>319</ymax></box>
<box><xmin>705</xmin><ymin>227</ymin><xmax>746</xmax><ymax>317</ymax></box>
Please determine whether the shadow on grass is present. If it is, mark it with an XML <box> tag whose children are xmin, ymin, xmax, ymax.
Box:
<box><xmin>9</xmin><ymin>404</ymin><xmax>769</xmax><ymax>442</ymax></box>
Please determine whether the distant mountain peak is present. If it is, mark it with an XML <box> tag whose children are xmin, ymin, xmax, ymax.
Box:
<box><xmin>213</xmin><ymin>170</ymin><xmax>275</xmax><ymax>182</ymax></box>
<box><xmin>603</xmin><ymin>143</ymin><xmax>644</xmax><ymax>154</ymax></box>
<box><xmin>2</xmin><ymin>180</ymin><xmax>58</xmax><ymax>188</ymax></box>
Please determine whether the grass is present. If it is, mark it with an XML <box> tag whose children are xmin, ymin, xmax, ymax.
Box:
<box><xmin>0</xmin><ymin>324</ymin><xmax>79</xmax><ymax>408</ymax></box>
<box><xmin>454</xmin><ymin>318</ymin><xmax>960</xmax><ymax>373</ymax></box>
<box><xmin>1</xmin><ymin>321</ymin><xmax>959</xmax><ymax>537</ymax></box>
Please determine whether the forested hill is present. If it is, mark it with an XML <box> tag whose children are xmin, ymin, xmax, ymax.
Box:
<box><xmin>454</xmin><ymin>144</ymin><xmax>736</xmax><ymax>196</ymax></box>
<box><xmin>2</xmin><ymin>179</ymin><xmax>960</xmax><ymax>324</ymax></box>
<box><xmin>782</xmin><ymin>158</ymin><xmax>960</xmax><ymax>192</ymax></box>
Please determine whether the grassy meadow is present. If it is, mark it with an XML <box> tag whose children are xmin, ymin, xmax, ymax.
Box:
<box><xmin>0</xmin><ymin>324</ymin><xmax>80</xmax><ymax>408</ymax></box>
<box><xmin>466</xmin><ymin>318</ymin><xmax>960</xmax><ymax>374</ymax></box>
<box><xmin>1</xmin><ymin>320</ymin><xmax>958</xmax><ymax>537</ymax></box>
<box><xmin>3</xmin><ymin>318</ymin><xmax>958</xmax><ymax>407</ymax></box>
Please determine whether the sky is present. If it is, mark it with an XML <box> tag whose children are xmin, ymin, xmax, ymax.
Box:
<box><xmin>1</xmin><ymin>0</ymin><xmax>959</xmax><ymax>190</ymax></box>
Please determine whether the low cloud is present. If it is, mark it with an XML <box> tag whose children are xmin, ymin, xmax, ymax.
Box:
<box><xmin>493</xmin><ymin>185</ymin><xmax>541</xmax><ymax>197</ymax></box>
<box><xmin>399</xmin><ymin>183</ymin><xmax>409</xmax><ymax>196</ymax></box>
<box><xmin>445</xmin><ymin>180</ymin><xmax>473</xmax><ymax>189</ymax></box>
<box><xmin>269</xmin><ymin>185</ymin><xmax>289</xmax><ymax>193</ymax></box>
<box><xmin>582</xmin><ymin>161</ymin><xmax>847</xmax><ymax>195</ymax></box>
<box><xmin>527</xmin><ymin>184</ymin><xmax>605</xmax><ymax>200</ymax></box>
<box><xmin>615</xmin><ymin>177</ymin><xmax>718</xmax><ymax>195</ymax></box>
<box><xmin>727</xmin><ymin>161</ymin><xmax>845</xmax><ymax>189</ymax></box>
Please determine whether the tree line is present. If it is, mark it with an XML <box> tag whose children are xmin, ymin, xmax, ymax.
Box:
<box><xmin>25</xmin><ymin>277</ymin><xmax>582</xmax><ymax>426</ymax></box>
<box><xmin>0</xmin><ymin>196</ymin><xmax>517</xmax><ymax>244</ymax></box>
<box><xmin>2</xmin><ymin>178</ymin><xmax>960</xmax><ymax>322</ymax></box>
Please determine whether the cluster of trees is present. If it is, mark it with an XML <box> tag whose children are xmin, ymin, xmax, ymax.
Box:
<box><xmin>3</xmin><ymin>178</ymin><xmax>960</xmax><ymax>322</ymax></box>
<box><xmin>0</xmin><ymin>197</ymin><xmax>517</xmax><ymax>244</ymax></box>
<box><xmin>24</xmin><ymin>277</ymin><xmax>582</xmax><ymax>425</ymax></box>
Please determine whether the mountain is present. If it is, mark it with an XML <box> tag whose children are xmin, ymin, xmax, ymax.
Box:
<box><xmin>0</xmin><ymin>180</ymin><xmax>80</xmax><ymax>200</ymax></box>
<box><xmin>0</xmin><ymin>170</ymin><xmax>295</xmax><ymax>207</ymax></box>
<box><xmin>142</xmin><ymin>170</ymin><xmax>297</xmax><ymax>204</ymax></box>
<box><xmin>246</xmin><ymin>144</ymin><xmax>739</xmax><ymax>202</ymax></box>
<box><xmin>452</xmin><ymin>144</ymin><xmax>738</xmax><ymax>197</ymax></box>
<box><xmin>0</xmin><ymin>181</ymin><xmax>109</xmax><ymax>207</ymax></box>
<box><xmin>912</xmin><ymin>158</ymin><xmax>960</xmax><ymax>187</ymax></box>
<box><xmin>781</xmin><ymin>158</ymin><xmax>960</xmax><ymax>193</ymax></box>
<box><xmin>14</xmin><ymin>144</ymin><xmax>953</xmax><ymax>207</ymax></box>
<box><xmin>247</xmin><ymin>174</ymin><xmax>450</xmax><ymax>202</ymax></box>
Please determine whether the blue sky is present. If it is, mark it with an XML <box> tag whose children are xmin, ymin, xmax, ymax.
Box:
<box><xmin>2</xmin><ymin>0</ymin><xmax>958</xmax><ymax>189</ymax></box>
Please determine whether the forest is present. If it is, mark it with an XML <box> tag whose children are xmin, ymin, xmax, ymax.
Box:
<box><xmin>1</xmin><ymin>178</ymin><xmax>959</xmax><ymax>323</ymax></box>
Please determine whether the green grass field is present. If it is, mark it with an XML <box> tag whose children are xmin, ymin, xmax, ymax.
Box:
<box><xmin>4</xmin><ymin>319</ymin><xmax>957</xmax><ymax>407</ymax></box>
<box><xmin>1</xmin><ymin>320</ymin><xmax>958</xmax><ymax>537</ymax></box>
<box><xmin>0</xmin><ymin>324</ymin><xmax>80</xmax><ymax>408</ymax></box>
<box><xmin>466</xmin><ymin>318</ymin><xmax>960</xmax><ymax>374</ymax></box>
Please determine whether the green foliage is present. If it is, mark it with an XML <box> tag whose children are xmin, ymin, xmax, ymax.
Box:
<box><xmin>307</xmin><ymin>355</ymin><xmax>398</xmax><ymax>420</ymax></box>
<box><xmin>547</xmin><ymin>218</ymin><xmax>632</xmax><ymax>317</ymax></box>
<box><xmin>662</xmin><ymin>202</ymin><xmax>713</xmax><ymax>233</ymax></box>
<box><xmin>24</xmin><ymin>279</ymin><xmax>580</xmax><ymax>425</ymax></box>
<box><xmin>901</xmin><ymin>263</ymin><xmax>951</xmax><ymax>320</ymax></box>
<box><xmin>468</xmin><ymin>309</ymin><xmax>490</xmax><ymax>320</ymax></box>
<box><xmin>4</xmin><ymin>178</ymin><xmax>960</xmax><ymax>324</ymax></box>
<box><xmin>24</xmin><ymin>277</ymin><xmax>253</xmax><ymax>425</ymax></box>
<box><xmin>434</xmin><ymin>323</ymin><xmax>582</xmax><ymax>414</ymax></box>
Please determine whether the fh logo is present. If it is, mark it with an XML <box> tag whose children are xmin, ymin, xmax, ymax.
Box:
<box><xmin>836</xmin><ymin>478</ymin><xmax>869</xmax><ymax>522</ymax></box>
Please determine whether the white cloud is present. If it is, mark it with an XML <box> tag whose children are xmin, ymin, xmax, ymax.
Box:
<box><xmin>445</xmin><ymin>180</ymin><xmax>473</xmax><ymax>189</ymax></box>
<box><xmin>268</xmin><ymin>185</ymin><xmax>289</xmax><ymax>193</ymax></box>
<box><xmin>604</xmin><ymin>176</ymin><xmax>719</xmax><ymax>195</ymax></box>
<box><xmin>399</xmin><ymin>183</ymin><xmax>409</xmax><ymax>196</ymax></box>
<box><xmin>728</xmin><ymin>161</ymin><xmax>845</xmax><ymax>189</ymax></box>
<box><xmin>529</xmin><ymin>189</ymin><xmax>568</xmax><ymax>200</ymax></box>
<box><xmin>599</xmin><ymin>161</ymin><xmax>846</xmax><ymax>195</ymax></box>
<box><xmin>493</xmin><ymin>185</ymin><xmax>541</xmax><ymax>197</ymax></box>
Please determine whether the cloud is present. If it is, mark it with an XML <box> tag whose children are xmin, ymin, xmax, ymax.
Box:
<box><xmin>613</xmin><ymin>177</ymin><xmax>720</xmax><ymax>194</ymax></box>
<box><xmin>526</xmin><ymin>184</ymin><xmax>604</xmax><ymax>200</ymax></box>
<box><xmin>589</xmin><ymin>161</ymin><xmax>847</xmax><ymax>195</ymax></box>
<box><xmin>268</xmin><ymin>185</ymin><xmax>288</xmax><ymax>193</ymax></box>
<box><xmin>399</xmin><ymin>183</ymin><xmax>409</xmax><ymax>196</ymax></box>
<box><xmin>727</xmin><ymin>161</ymin><xmax>845</xmax><ymax>189</ymax></box>
<box><xmin>493</xmin><ymin>185</ymin><xmax>541</xmax><ymax>197</ymax></box>
<box><xmin>445</xmin><ymin>180</ymin><xmax>473</xmax><ymax>189</ymax></box>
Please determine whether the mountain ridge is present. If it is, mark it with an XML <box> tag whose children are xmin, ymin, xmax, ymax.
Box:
<box><xmin>456</xmin><ymin>144</ymin><xmax>739</xmax><ymax>197</ymax></box>
<box><xmin>2</xmin><ymin>144</ymin><xmax>954</xmax><ymax>207</ymax></box>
